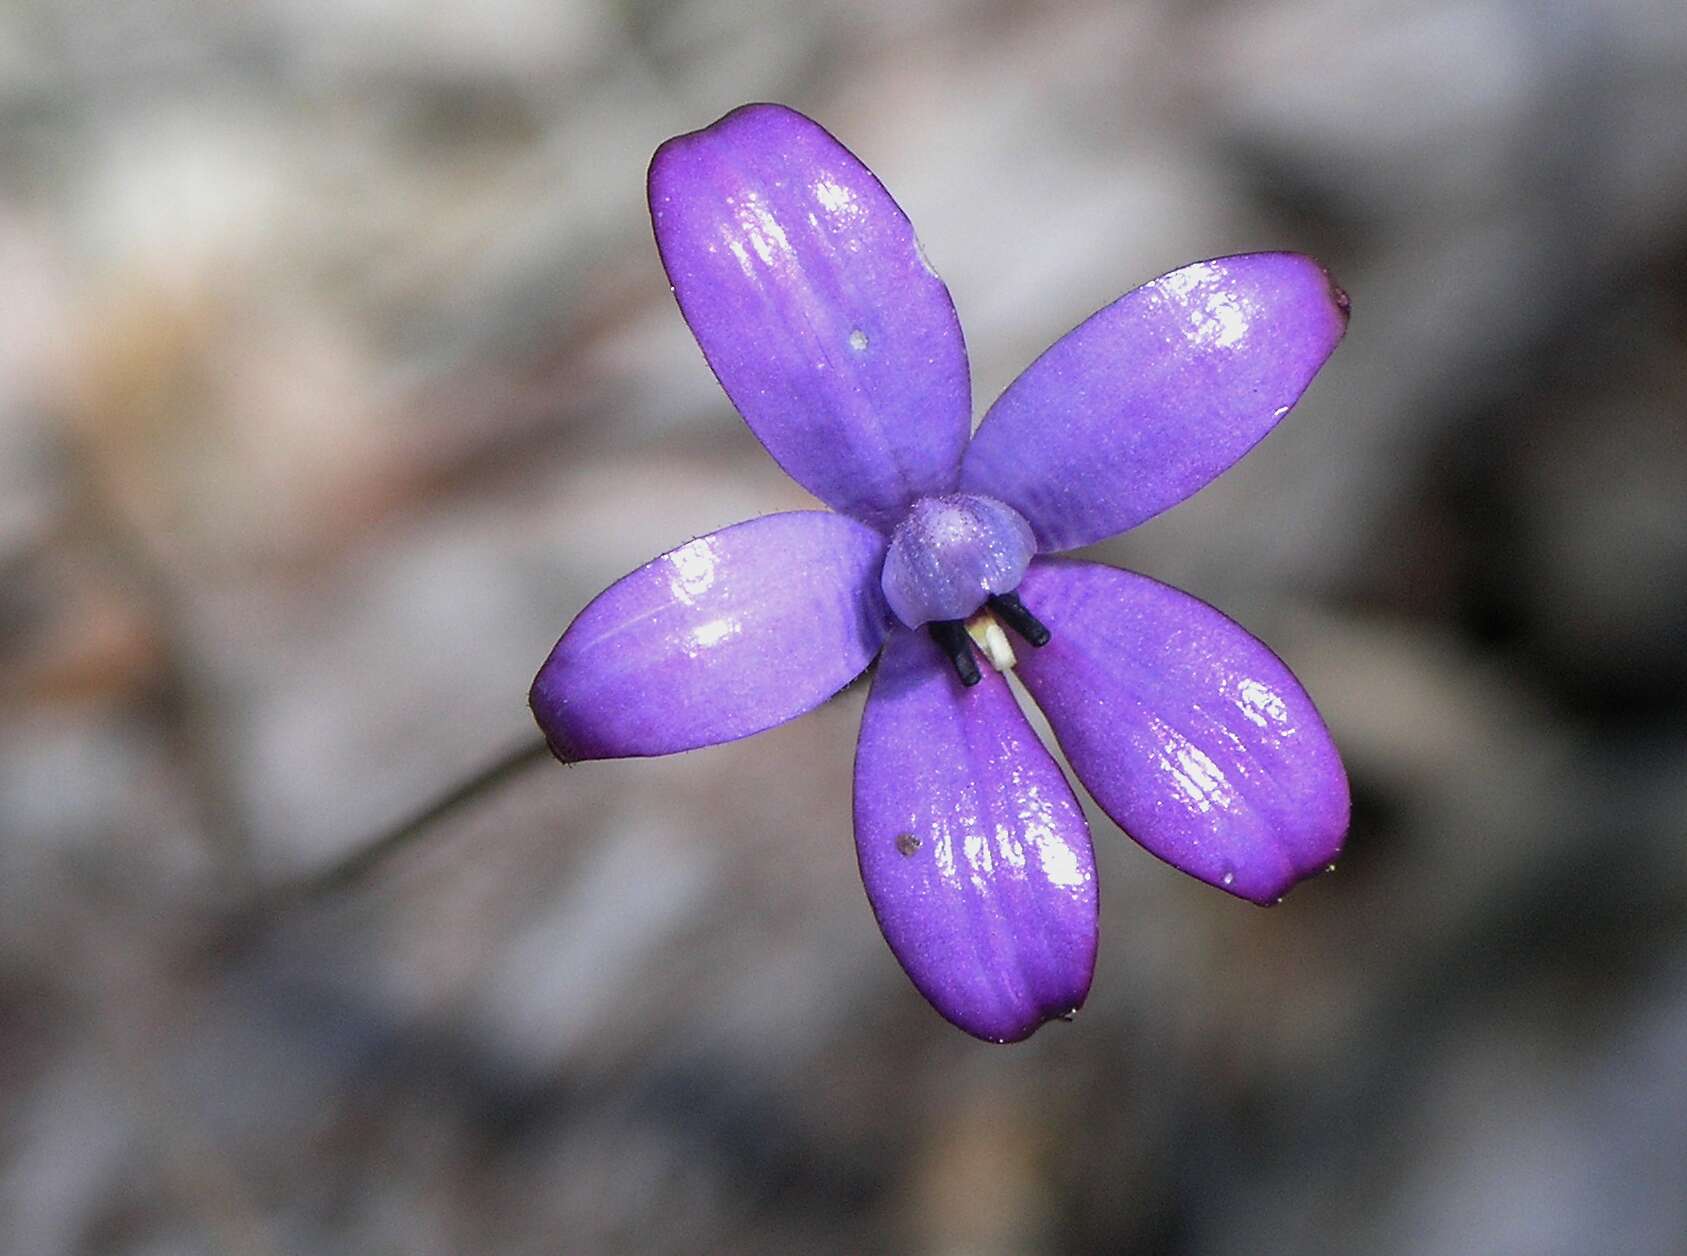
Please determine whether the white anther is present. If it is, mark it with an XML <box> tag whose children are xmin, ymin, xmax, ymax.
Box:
<box><xmin>964</xmin><ymin>610</ymin><xmax>1017</xmax><ymax>673</ymax></box>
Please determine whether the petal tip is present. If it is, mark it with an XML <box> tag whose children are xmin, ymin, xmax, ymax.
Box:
<box><xmin>1270</xmin><ymin>251</ymin><xmax>1351</xmax><ymax>329</ymax></box>
<box><xmin>1223</xmin><ymin>836</ymin><xmax>1348</xmax><ymax>907</ymax></box>
<box><xmin>1330</xmin><ymin>278</ymin><xmax>1351</xmax><ymax>321</ymax></box>
<box><xmin>647</xmin><ymin>102</ymin><xmax>808</xmax><ymax>182</ymax></box>
<box><xmin>1319</xmin><ymin>262</ymin><xmax>1352</xmax><ymax>325</ymax></box>
<box><xmin>527</xmin><ymin>670</ymin><xmax>588</xmax><ymax>764</ymax></box>
<box><xmin>963</xmin><ymin>1000</ymin><xmax>1086</xmax><ymax>1045</ymax></box>
<box><xmin>942</xmin><ymin>932</ymin><xmax>1098</xmax><ymax>1044</ymax></box>
<box><xmin>947</xmin><ymin>977</ymin><xmax>1091</xmax><ymax>1044</ymax></box>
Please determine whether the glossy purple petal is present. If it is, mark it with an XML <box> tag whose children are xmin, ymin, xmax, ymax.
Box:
<box><xmin>531</xmin><ymin>512</ymin><xmax>888</xmax><ymax>760</ymax></box>
<box><xmin>649</xmin><ymin>104</ymin><xmax>971</xmax><ymax>528</ymax></box>
<box><xmin>960</xmin><ymin>253</ymin><xmax>1349</xmax><ymax>551</ymax></box>
<box><xmin>854</xmin><ymin>628</ymin><xmax>1098</xmax><ymax>1042</ymax></box>
<box><xmin>1013</xmin><ymin>560</ymin><xmax>1348</xmax><ymax>904</ymax></box>
<box><xmin>879</xmin><ymin>493</ymin><xmax>1035</xmax><ymax>629</ymax></box>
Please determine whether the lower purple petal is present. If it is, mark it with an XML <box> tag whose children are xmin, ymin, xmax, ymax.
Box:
<box><xmin>531</xmin><ymin>512</ymin><xmax>888</xmax><ymax>759</ymax></box>
<box><xmin>1013</xmin><ymin>560</ymin><xmax>1349</xmax><ymax>904</ymax></box>
<box><xmin>854</xmin><ymin>628</ymin><xmax>1098</xmax><ymax>1043</ymax></box>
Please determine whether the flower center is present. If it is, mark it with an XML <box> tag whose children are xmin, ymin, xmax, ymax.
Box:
<box><xmin>880</xmin><ymin>494</ymin><xmax>1051</xmax><ymax>685</ymax></box>
<box><xmin>881</xmin><ymin>494</ymin><xmax>1034</xmax><ymax>629</ymax></box>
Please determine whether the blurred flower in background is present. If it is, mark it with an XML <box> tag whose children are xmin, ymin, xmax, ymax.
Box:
<box><xmin>2</xmin><ymin>1</ymin><xmax>1686</xmax><ymax>1253</ymax></box>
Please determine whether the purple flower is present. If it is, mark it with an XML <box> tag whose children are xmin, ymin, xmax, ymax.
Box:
<box><xmin>531</xmin><ymin>104</ymin><xmax>1351</xmax><ymax>1043</ymax></box>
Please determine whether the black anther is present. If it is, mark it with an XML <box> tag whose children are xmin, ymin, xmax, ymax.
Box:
<box><xmin>929</xmin><ymin>620</ymin><xmax>981</xmax><ymax>686</ymax></box>
<box><xmin>986</xmin><ymin>591</ymin><xmax>1050</xmax><ymax>647</ymax></box>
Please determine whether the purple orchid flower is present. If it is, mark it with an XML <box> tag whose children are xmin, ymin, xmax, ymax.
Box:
<box><xmin>530</xmin><ymin>103</ymin><xmax>1351</xmax><ymax>1043</ymax></box>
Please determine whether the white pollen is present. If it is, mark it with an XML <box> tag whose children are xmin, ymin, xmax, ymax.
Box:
<box><xmin>848</xmin><ymin>328</ymin><xmax>869</xmax><ymax>352</ymax></box>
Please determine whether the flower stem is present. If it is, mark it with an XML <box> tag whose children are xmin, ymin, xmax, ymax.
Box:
<box><xmin>260</xmin><ymin>737</ymin><xmax>554</xmax><ymax>909</ymax></box>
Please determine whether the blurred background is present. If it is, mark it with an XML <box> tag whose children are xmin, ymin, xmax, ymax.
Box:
<box><xmin>3</xmin><ymin>0</ymin><xmax>1686</xmax><ymax>1252</ymax></box>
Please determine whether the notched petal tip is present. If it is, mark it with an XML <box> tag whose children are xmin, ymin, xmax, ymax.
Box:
<box><xmin>960</xmin><ymin>992</ymin><xmax>1089</xmax><ymax>1045</ymax></box>
<box><xmin>1241</xmin><ymin>829</ymin><xmax>1349</xmax><ymax>907</ymax></box>
<box><xmin>1206</xmin><ymin>772</ymin><xmax>1349</xmax><ymax>907</ymax></box>
<box><xmin>1229</xmin><ymin>840</ymin><xmax>1347</xmax><ymax>908</ymax></box>
<box><xmin>646</xmin><ymin>102</ymin><xmax>792</xmax><ymax>183</ymax></box>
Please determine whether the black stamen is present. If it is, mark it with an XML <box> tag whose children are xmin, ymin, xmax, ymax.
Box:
<box><xmin>929</xmin><ymin>620</ymin><xmax>981</xmax><ymax>686</ymax></box>
<box><xmin>986</xmin><ymin>591</ymin><xmax>1050</xmax><ymax>647</ymax></box>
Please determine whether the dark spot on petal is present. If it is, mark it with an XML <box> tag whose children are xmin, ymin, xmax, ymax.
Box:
<box><xmin>895</xmin><ymin>833</ymin><xmax>921</xmax><ymax>856</ymax></box>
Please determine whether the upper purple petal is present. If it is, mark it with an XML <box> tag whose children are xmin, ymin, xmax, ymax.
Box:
<box><xmin>1012</xmin><ymin>559</ymin><xmax>1348</xmax><ymax>904</ymax></box>
<box><xmin>649</xmin><ymin>103</ymin><xmax>971</xmax><ymax>528</ymax></box>
<box><xmin>854</xmin><ymin>628</ymin><xmax>1098</xmax><ymax>1043</ymax></box>
<box><xmin>960</xmin><ymin>253</ymin><xmax>1349</xmax><ymax>551</ymax></box>
<box><xmin>530</xmin><ymin>512</ymin><xmax>888</xmax><ymax>759</ymax></box>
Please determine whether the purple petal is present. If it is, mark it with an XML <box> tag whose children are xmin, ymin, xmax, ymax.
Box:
<box><xmin>1012</xmin><ymin>560</ymin><xmax>1348</xmax><ymax>904</ymax></box>
<box><xmin>960</xmin><ymin>253</ymin><xmax>1349</xmax><ymax>551</ymax></box>
<box><xmin>531</xmin><ymin>512</ymin><xmax>888</xmax><ymax>759</ymax></box>
<box><xmin>854</xmin><ymin>628</ymin><xmax>1098</xmax><ymax>1042</ymax></box>
<box><xmin>649</xmin><ymin>104</ymin><xmax>971</xmax><ymax>528</ymax></box>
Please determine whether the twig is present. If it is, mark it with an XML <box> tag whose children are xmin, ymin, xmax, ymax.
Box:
<box><xmin>259</xmin><ymin>737</ymin><xmax>554</xmax><ymax>910</ymax></box>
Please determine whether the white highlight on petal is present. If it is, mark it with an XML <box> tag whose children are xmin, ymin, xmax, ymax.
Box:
<box><xmin>748</xmin><ymin>207</ymin><xmax>790</xmax><ymax>265</ymax></box>
<box><xmin>722</xmin><ymin>229</ymin><xmax>752</xmax><ymax>276</ymax></box>
<box><xmin>1196</xmin><ymin>290</ymin><xmax>1249</xmax><ymax>348</ymax></box>
<box><xmin>1160</xmin><ymin>261</ymin><xmax>1219</xmax><ymax>299</ymax></box>
<box><xmin>1017</xmin><ymin>783</ymin><xmax>1089</xmax><ymax>892</ymax></box>
<box><xmin>934</xmin><ymin>829</ymin><xmax>956</xmax><ymax>881</ymax></box>
<box><xmin>812</xmin><ymin>178</ymin><xmax>857</xmax><ymax>215</ymax></box>
<box><xmin>1150</xmin><ymin>717</ymin><xmax>1237</xmax><ymax>814</ymax></box>
<box><xmin>962</xmin><ymin>827</ymin><xmax>993</xmax><ymax>888</ymax></box>
<box><xmin>1157</xmin><ymin>262</ymin><xmax>1250</xmax><ymax>349</ymax></box>
<box><xmin>995</xmin><ymin>820</ymin><xmax>1027</xmax><ymax>870</ymax></box>
<box><xmin>1032</xmin><ymin>826</ymin><xmax>1088</xmax><ymax>890</ymax></box>
<box><xmin>723</xmin><ymin>195</ymin><xmax>795</xmax><ymax>274</ymax></box>
<box><xmin>1236</xmin><ymin>677</ymin><xmax>1291</xmax><ymax>730</ymax></box>
<box><xmin>666</xmin><ymin>537</ymin><xmax>719</xmax><ymax>603</ymax></box>
<box><xmin>686</xmin><ymin>616</ymin><xmax>739</xmax><ymax>651</ymax></box>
